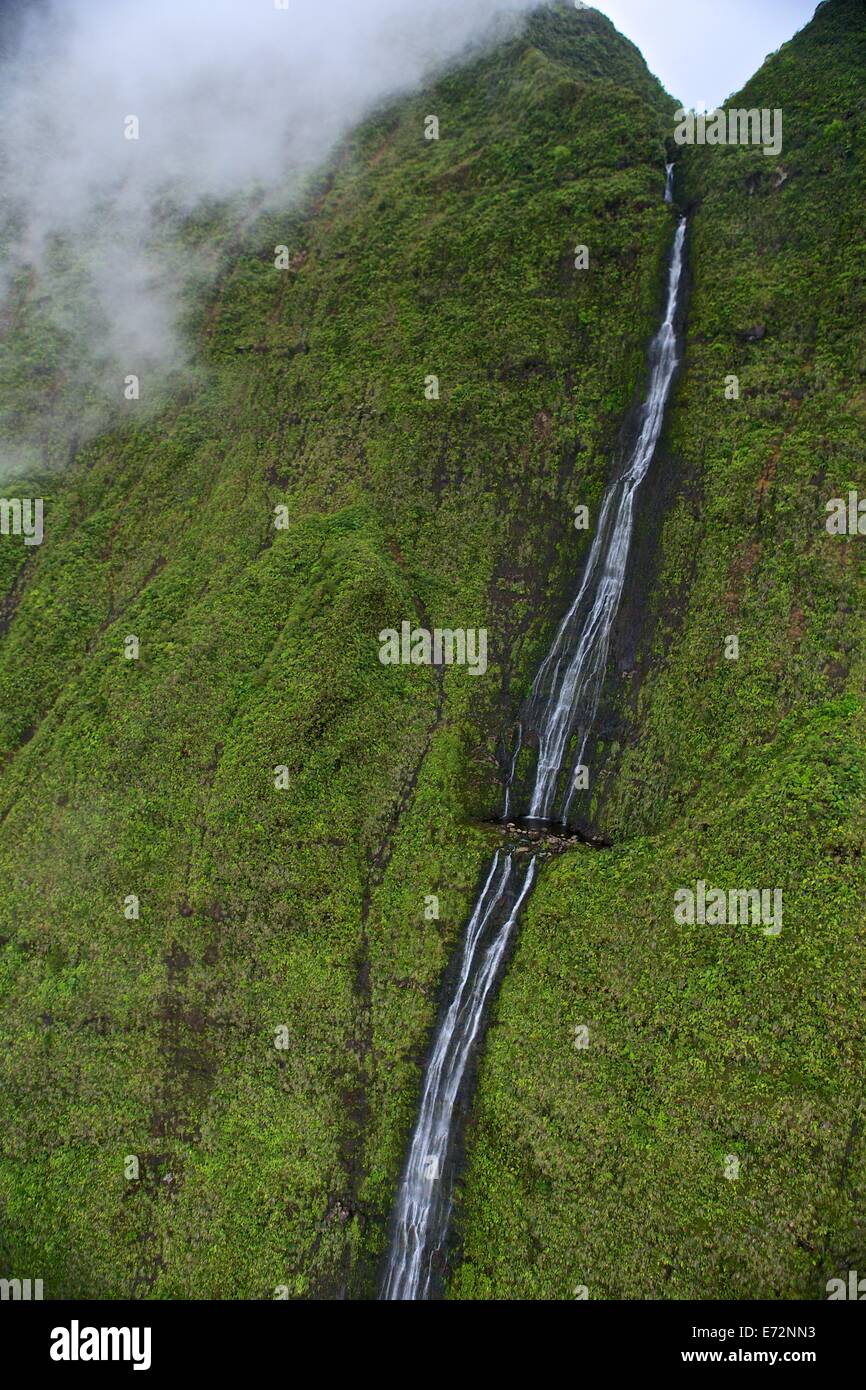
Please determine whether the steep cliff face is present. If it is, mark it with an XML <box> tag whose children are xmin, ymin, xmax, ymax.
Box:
<box><xmin>5</xmin><ymin>0</ymin><xmax>861</xmax><ymax>1304</ymax></box>
<box><xmin>0</xmin><ymin>5</ymin><xmax>676</xmax><ymax>1297</ymax></box>
<box><xmin>456</xmin><ymin>0</ymin><xmax>866</xmax><ymax>1300</ymax></box>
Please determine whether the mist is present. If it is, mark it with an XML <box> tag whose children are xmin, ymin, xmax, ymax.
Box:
<box><xmin>0</xmin><ymin>0</ymin><xmax>542</xmax><ymax>481</ymax></box>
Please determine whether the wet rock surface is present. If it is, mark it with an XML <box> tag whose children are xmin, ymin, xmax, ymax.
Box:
<box><xmin>480</xmin><ymin>818</ymin><xmax>611</xmax><ymax>857</ymax></box>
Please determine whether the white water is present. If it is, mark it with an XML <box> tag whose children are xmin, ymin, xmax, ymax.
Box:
<box><xmin>380</xmin><ymin>851</ymin><xmax>536</xmax><ymax>1300</ymax></box>
<box><xmin>527</xmin><ymin>215</ymin><xmax>686</xmax><ymax>823</ymax></box>
<box><xmin>382</xmin><ymin>203</ymin><xmax>686</xmax><ymax>1302</ymax></box>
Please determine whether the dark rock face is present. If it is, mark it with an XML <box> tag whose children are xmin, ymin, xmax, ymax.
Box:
<box><xmin>480</xmin><ymin>818</ymin><xmax>611</xmax><ymax>858</ymax></box>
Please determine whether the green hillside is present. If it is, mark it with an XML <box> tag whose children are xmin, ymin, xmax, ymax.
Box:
<box><xmin>2</xmin><ymin>0</ymin><xmax>863</xmax><ymax>1303</ymax></box>
<box><xmin>0</xmin><ymin>2</ymin><xmax>675</xmax><ymax>1297</ymax></box>
<box><xmin>455</xmin><ymin>0</ymin><xmax>866</xmax><ymax>1299</ymax></box>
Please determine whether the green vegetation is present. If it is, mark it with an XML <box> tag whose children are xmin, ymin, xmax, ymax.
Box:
<box><xmin>455</xmin><ymin>0</ymin><xmax>866</xmax><ymax>1299</ymax></box>
<box><xmin>2</xmin><ymin>0</ymin><xmax>863</xmax><ymax>1302</ymax></box>
<box><xmin>0</xmin><ymin>3</ymin><xmax>673</xmax><ymax>1297</ymax></box>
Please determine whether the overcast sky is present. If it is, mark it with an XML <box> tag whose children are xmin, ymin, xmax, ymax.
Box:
<box><xmin>593</xmin><ymin>0</ymin><xmax>819</xmax><ymax>109</ymax></box>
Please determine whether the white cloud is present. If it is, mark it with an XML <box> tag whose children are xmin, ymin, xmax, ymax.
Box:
<box><xmin>0</xmin><ymin>0</ymin><xmax>539</xmax><ymax>473</ymax></box>
<box><xmin>0</xmin><ymin>0</ymin><xmax>818</xmax><ymax>478</ymax></box>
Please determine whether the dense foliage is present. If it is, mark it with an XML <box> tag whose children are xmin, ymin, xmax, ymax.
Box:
<box><xmin>456</xmin><ymin>0</ymin><xmax>866</xmax><ymax>1300</ymax></box>
<box><xmin>1</xmin><ymin>0</ymin><xmax>862</xmax><ymax>1301</ymax></box>
<box><xmin>0</xmin><ymin>3</ymin><xmax>672</xmax><ymax>1297</ymax></box>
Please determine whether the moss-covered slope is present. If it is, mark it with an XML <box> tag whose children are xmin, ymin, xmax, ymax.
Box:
<box><xmin>0</xmin><ymin>3</ymin><xmax>676</xmax><ymax>1297</ymax></box>
<box><xmin>456</xmin><ymin>0</ymin><xmax>866</xmax><ymax>1300</ymax></box>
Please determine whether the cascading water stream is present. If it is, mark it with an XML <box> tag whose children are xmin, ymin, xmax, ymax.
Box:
<box><xmin>526</xmin><ymin>215</ymin><xmax>686</xmax><ymax>824</ymax></box>
<box><xmin>379</xmin><ymin>851</ymin><xmax>536</xmax><ymax>1301</ymax></box>
<box><xmin>382</xmin><ymin>195</ymin><xmax>686</xmax><ymax>1302</ymax></box>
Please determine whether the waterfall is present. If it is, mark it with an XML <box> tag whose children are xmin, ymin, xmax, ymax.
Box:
<box><xmin>380</xmin><ymin>852</ymin><xmax>536</xmax><ymax>1301</ymax></box>
<box><xmin>381</xmin><ymin>202</ymin><xmax>687</xmax><ymax>1301</ymax></box>
<box><xmin>665</xmin><ymin>161</ymin><xmax>675</xmax><ymax>203</ymax></box>
<box><xmin>526</xmin><ymin>216</ymin><xmax>686</xmax><ymax>824</ymax></box>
